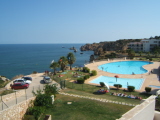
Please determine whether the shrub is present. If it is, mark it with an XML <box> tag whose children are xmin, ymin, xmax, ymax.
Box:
<box><xmin>26</xmin><ymin>106</ymin><xmax>45</xmax><ymax>120</ymax></box>
<box><xmin>44</xmin><ymin>84</ymin><xmax>59</xmax><ymax>96</ymax></box>
<box><xmin>149</xmin><ymin>58</ymin><xmax>152</xmax><ymax>61</ymax></box>
<box><xmin>77</xmin><ymin>77</ymin><xmax>85</xmax><ymax>84</ymax></box>
<box><xmin>83</xmin><ymin>67</ymin><xmax>90</xmax><ymax>73</ymax></box>
<box><xmin>127</xmin><ymin>86</ymin><xmax>135</xmax><ymax>92</ymax></box>
<box><xmin>32</xmin><ymin>71</ymin><xmax>37</xmax><ymax>74</ymax></box>
<box><xmin>145</xmin><ymin>87</ymin><xmax>151</xmax><ymax>93</ymax></box>
<box><xmin>100</xmin><ymin>82</ymin><xmax>105</xmax><ymax>87</ymax></box>
<box><xmin>34</xmin><ymin>93</ymin><xmax>52</xmax><ymax>107</ymax></box>
<box><xmin>91</xmin><ymin>70</ymin><xmax>97</xmax><ymax>76</ymax></box>
<box><xmin>114</xmin><ymin>84</ymin><xmax>122</xmax><ymax>89</ymax></box>
<box><xmin>84</xmin><ymin>75</ymin><xmax>90</xmax><ymax>80</ymax></box>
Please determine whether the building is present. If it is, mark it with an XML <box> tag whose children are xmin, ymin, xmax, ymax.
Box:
<box><xmin>128</xmin><ymin>39</ymin><xmax>160</xmax><ymax>52</ymax></box>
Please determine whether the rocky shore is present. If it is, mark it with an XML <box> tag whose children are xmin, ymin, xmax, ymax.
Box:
<box><xmin>80</xmin><ymin>39</ymin><xmax>141</xmax><ymax>55</ymax></box>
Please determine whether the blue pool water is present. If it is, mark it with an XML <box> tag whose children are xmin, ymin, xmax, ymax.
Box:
<box><xmin>90</xmin><ymin>76</ymin><xmax>144</xmax><ymax>90</ymax></box>
<box><xmin>98</xmin><ymin>61</ymin><xmax>152</xmax><ymax>74</ymax></box>
<box><xmin>149</xmin><ymin>85</ymin><xmax>160</xmax><ymax>89</ymax></box>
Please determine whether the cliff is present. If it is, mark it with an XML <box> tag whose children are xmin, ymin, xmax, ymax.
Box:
<box><xmin>80</xmin><ymin>39</ymin><xmax>141</xmax><ymax>55</ymax></box>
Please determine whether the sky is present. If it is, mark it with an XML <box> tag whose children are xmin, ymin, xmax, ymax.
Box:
<box><xmin>0</xmin><ymin>0</ymin><xmax>160</xmax><ymax>44</ymax></box>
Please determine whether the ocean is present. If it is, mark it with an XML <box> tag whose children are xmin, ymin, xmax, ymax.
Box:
<box><xmin>0</xmin><ymin>44</ymin><xmax>93</xmax><ymax>79</ymax></box>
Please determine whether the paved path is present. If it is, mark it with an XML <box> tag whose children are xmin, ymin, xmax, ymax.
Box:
<box><xmin>0</xmin><ymin>73</ymin><xmax>59</xmax><ymax>111</ymax></box>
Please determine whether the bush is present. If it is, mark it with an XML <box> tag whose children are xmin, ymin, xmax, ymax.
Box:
<box><xmin>145</xmin><ymin>87</ymin><xmax>151</xmax><ymax>93</ymax></box>
<box><xmin>32</xmin><ymin>71</ymin><xmax>37</xmax><ymax>74</ymax></box>
<box><xmin>114</xmin><ymin>84</ymin><xmax>122</xmax><ymax>89</ymax></box>
<box><xmin>83</xmin><ymin>67</ymin><xmax>90</xmax><ymax>73</ymax></box>
<box><xmin>149</xmin><ymin>58</ymin><xmax>152</xmax><ymax>61</ymax></box>
<box><xmin>100</xmin><ymin>82</ymin><xmax>105</xmax><ymax>87</ymax></box>
<box><xmin>127</xmin><ymin>86</ymin><xmax>135</xmax><ymax>92</ymax></box>
<box><xmin>83</xmin><ymin>75</ymin><xmax>90</xmax><ymax>80</ymax></box>
<box><xmin>77</xmin><ymin>77</ymin><xmax>85</xmax><ymax>84</ymax></box>
<box><xmin>26</xmin><ymin>106</ymin><xmax>45</xmax><ymax>120</ymax></box>
<box><xmin>33</xmin><ymin>93</ymin><xmax>52</xmax><ymax>107</ymax></box>
<box><xmin>91</xmin><ymin>70</ymin><xmax>97</xmax><ymax>76</ymax></box>
<box><xmin>44</xmin><ymin>84</ymin><xmax>59</xmax><ymax>96</ymax></box>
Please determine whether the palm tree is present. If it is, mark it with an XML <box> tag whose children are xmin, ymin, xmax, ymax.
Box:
<box><xmin>67</xmin><ymin>52</ymin><xmax>76</xmax><ymax>70</ymax></box>
<box><xmin>50</xmin><ymin>62</ymin><xmax>59</xmax><ymax>75</ymax></box>
<box><xmin>58</xmin><ymin>56</ymin><xmax>68</xmax><ymax>72</ymax></box>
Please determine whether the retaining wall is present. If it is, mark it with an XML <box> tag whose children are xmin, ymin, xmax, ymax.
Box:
<box><xmin>0</xmin><ymin>97</ymin><xmax>36</xmax><ymax>120</ymax></box>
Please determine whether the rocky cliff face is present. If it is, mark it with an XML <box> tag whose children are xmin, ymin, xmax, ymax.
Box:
<box><xmin>80</xmin><ymin>39</ymin><xmax>141</xmax><ymax>55</ymax></box>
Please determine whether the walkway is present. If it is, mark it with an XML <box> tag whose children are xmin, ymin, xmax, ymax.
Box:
<box><xmin>59</xmin><ymin>92</ymin><xmax>137</xmax><ymax>106</ymax></box>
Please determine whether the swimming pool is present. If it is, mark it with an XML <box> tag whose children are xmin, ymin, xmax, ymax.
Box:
<box><xmin>98</xmin><ymin>61</ymin><xmax>152</xmax><ymax>74</ymax></box>
<box><xmin>149</xmin><ymin>85</ymin><xmax>160</xmax><ymax>89</ymax></box>
<box><xmin>90</xmin><ymin>76</ymin><xmax>144</xmax><ymax>90</ymax></box>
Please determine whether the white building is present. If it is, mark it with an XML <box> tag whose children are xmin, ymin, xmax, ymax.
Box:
<box><xmin>128</xmin><ymin>39</ymin><xmax>160</xmax><ymax>52</ymax></box>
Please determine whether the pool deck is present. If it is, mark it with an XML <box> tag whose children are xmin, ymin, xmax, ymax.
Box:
<box><xmin>84</xmin><ymin>60</ymin><xmax>160</xmax><ymax>93</ymax></box>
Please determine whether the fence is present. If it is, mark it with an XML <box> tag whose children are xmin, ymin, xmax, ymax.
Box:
<box><xmin>53</xmin><ymin>76</ymin><xmax>102</xmax><ymax>93</ymax></box>
<box><xmin>0</xmin><ymin>84</ymin><xmax>45</xmax><ymax>111</ymax></box>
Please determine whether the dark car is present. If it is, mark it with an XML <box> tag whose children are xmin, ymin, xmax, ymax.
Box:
<box><xmin>11</xmin><ymin>83</ymin><xmax>29</xmax><ymax>89</ymax></box>
<box><xmin>22</xmin><ymin>77</ymin><xmax>32</xmax><ymax>81</ymax></box>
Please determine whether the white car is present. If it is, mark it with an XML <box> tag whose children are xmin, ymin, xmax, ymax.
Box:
<box><xmin>43</xmin><ymin>76</ymin><xmax>52</xmax><ymax>83</ymax></box>
<box><xmin>13</xmin><ymin>79</ymin><xmax>32</xmax><ymax>84</ymax></box>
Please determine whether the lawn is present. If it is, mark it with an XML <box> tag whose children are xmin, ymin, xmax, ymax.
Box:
<box><xmin>40</xmin><ymin>94</ymin><xmax>133</xmax><ymax>120</ymax></box>
<box><xmin>50</xmin><ymin>69</ymin><xmax>151</xmax><ymax>105</ymax></box>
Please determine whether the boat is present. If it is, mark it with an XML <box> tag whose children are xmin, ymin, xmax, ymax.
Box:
<box><xmin>80</xmin><ymin>52</ymin><xmax>83</xmax><ymax>54</ymax></box>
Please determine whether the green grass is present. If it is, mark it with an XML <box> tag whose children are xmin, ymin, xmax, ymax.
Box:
<box><xmin>0</xmin><ymin>79</ymin><xmax>10</xmax><ymax>88</ymax></box>
<box><xmin>0</xmin><ymin>90</ymin><xmax>14</xmax><ymax>95</ymax></box>
<box><xmin>61</xmin><ymin>89</ymin><xmax>150</xmax><ymax>105</ymax></box>
<box><xmin>40</xmin><ymin>94</ymin><xmax>133</xmax><ymax>120</ymax></box>
<box><xmin>50</xmin><ymin>70</ymin><xmax>151</xmax><ymax>105</ymax></box>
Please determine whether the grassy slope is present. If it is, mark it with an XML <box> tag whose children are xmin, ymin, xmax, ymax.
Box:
<box><xmin>40</xmin><ymin>94</ymin><xmax>133</xmax><ymax>120</ymax></box>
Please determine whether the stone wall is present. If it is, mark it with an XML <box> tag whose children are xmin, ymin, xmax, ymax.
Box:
<box><xmin>0</xmin><ymin>97</ymin><xmax>36</xmax><ymax>120</ymax></box>
<box><xmin>2</xmin><ymin>90</ymin><xmax>25</xmax><ymax>103</ymax></box>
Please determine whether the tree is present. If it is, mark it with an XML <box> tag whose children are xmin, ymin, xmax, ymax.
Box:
<box><xmin>127</xmin><ymin>86</ymin><xmax>135</xmax><ymax>92</ymax></box>
<box><xmin>145</xmin><ymin>87</ymin><xmax>151</xmax><ymax>94</ymax></box>
<box><xmin>58</xmin><ymin>56</ymin><xmax>68</xmax><ymax>72</ymax></box>
<box><xmin>127</xmin><ymin>49</ymin><xmax>135</xmax><ymax>59</ymax></box>
<box><xmin>44</xmin><ymin>84</ymin><xmax>59</xmax><ymax>96</ymax></box>
<box><xmin>154</xmin><ymin>51</ymin><xmax>159</xmax><ymax>57</ymax></box>
<box><xmin>114</xmin><ymin>84</ymin><xmax>122</xmax><ymax>90</ymax></box>
<box><xmin>138</xmin><ymin>51</ymin><xmax>142</xmax><ymax>56</ymax></box>
<box><xmin>67</xmin><ymin>52</ymin><xmax>76</xmax><ymax>70</ymax></box>
<box><xmin>146</xmin><ymin>52</ymin><xmax>150</xmax><ymax>57</ymax></box>
<box><xmin>50</xmin><ymin>62</ymin><xmax>59</xmax><ymax>75</ymax></box>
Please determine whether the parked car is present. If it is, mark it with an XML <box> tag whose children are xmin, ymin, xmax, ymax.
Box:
<box><xmin>22</xmin><ymin>76</ymin><xmax>32</xmax><ymax>81</ymax></box>
<box><xmin>11</xmin><ymin>83</ymin><xmax>29</xmax><ymax>89</ymax></box>
<box><xmin>13</xmin><ymin>79</ymin><xmax>32</xmax><ymax>84</ymax></box>
<box><xmin>43</xmin><ymin>76</ymin><xmax>52</xmax><ymax>83</ymax></box>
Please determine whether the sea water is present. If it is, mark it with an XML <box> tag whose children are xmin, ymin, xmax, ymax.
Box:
<box><xmin>0</xmin><ymin>44</ymin><xmax>93</xmax><ymax>79</ymax></box>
